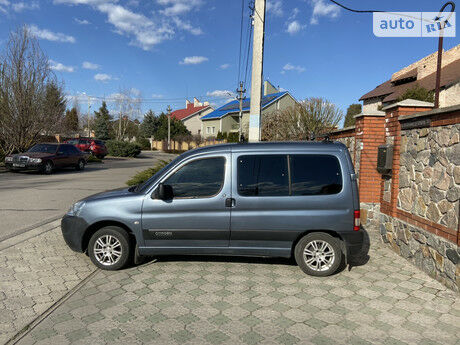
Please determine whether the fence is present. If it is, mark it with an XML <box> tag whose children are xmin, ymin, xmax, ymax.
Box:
<box><xmin>329</xmin><ymin>102</ymin><xmax>460</xmax><ymax>291</ymax></box>
<box><xmin>149</xmin><ymin>138</ymin><xmax>227</xmax><ymax>151</ymax></box>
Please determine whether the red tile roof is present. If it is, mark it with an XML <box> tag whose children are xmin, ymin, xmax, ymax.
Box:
<box><xmin>171</xmin><ymin>104</ymin><xmax>210</xmax><ymax>121</ymax></box>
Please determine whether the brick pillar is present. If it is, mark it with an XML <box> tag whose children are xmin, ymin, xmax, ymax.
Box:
<box><xmin>355</xmin><ymin>112</ymin><xmax>386</xmax><ymax>203</ymax></box>
<box><xmin>380</xmin><ymin>101</ymin><xmax>434</xmax><ymax>217</ymax></box>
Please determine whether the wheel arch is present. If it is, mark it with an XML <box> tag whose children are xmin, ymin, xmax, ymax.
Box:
<box><xmin>82</xmin><ymin>220</ymin><xmax>136</xmax><ymax>253</ymax></box>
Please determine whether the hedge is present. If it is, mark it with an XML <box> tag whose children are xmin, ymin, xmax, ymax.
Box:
<box><xmin>126</xmin><ymin>159</ymin><xmax>171</xmax><ymax>186</ymax></box>
<box><xmin>106</xmin><ymin>140</ymin><xmax>142</xmax><ymax>157</ymax></box>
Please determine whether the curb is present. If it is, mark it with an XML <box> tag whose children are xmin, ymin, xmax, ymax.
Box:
<box><xmin>6</xmin><ymin>269</ymin><xmax>99</xmax><ymax>345</ymax></box>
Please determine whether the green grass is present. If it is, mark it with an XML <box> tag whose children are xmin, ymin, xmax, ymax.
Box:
<box><xmin>87</xmin><ymin>155</ymin><xmax>103</xmax><ymax>163</ymax></box>
<box><xmin>126</xmin><ymin>159</ymin><xmax>171</xmax><ymax>186</ymax></box>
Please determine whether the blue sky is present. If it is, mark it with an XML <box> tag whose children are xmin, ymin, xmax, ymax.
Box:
<box><xmin>0</xmin><ymin>0</ymin><xmax>458</xmax><ymax>123</ymax></box>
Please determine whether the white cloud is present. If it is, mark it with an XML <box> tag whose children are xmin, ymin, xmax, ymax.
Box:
<box><xmin>179</xmin><ymin>56</ymin><xmax>208</xmax><ymax>65</ymax></box>
<box><xmin>157</xmin><ymin>0</ymin><xmax>203</xmax><ymax>17</ymax></box>
<box><xmin>266</xmin><ymin>0</ymin><xmax>283</xmax><ymax>17</ymax></box>
<box><xmin>94</xmin><ymin>73</ymin><xmax>113</xmax><ymax>82</ymax></box>
<box><xmin>29</xmin><ymin>25</ymin><xmax>76</xmax><ymax>43</ymax></box>
<box><xmin>310</xmin><ymin>0</ymin><xmax>340</xmax><ymax>25</ymax></box>
<box><xmin>74</xmin><ymin>18</ymin><xmax>91</xmax><ymax>25</ymax></box>
<box><xmin>55</xmin><ymin>0</ymin><xmax>205</xmax><ymax>50</ymax></box>
<box><xmin>12</xmin><ymin>1</ymin><xmax>39</xmax><ymax>12</ymax></box>
<box><xmin>219</xmin><ymin>64</ymin><xmax>230</xmax><ymax>70</ymax></box>
<box><xmin>49</xmin><ymin>60</ymin><xmax>75</xmax><ymax>72</ymax></box>
<box><xmin>130</xmin><ymin>88</ymin><xmax>141</xmax><ymax>97</ymax></box>
<box><xmin>286</xmin><ymin>20</ymin><xmax>305</xmax><ymax>35</ymax></box>
<box><xmin>282</xmin><ymin>63</ymin><xmax>306</xmax><ymax>74</ymax></box>
<box><xmin>206</xmin><ymin>90</ymin><xmax>235</xmax><ymax>99</ymax></box>
<box><xmin>151</xmin><ymin>94</ymin><xmax>164</xmax><ymax>99</ymax></box>
<box><xmin>289</xmin><ymin>7</ymin><xmax>300</xmax><ymax>20</ymax></box>
<box><xmin>82</xmin><ymin>61</ymin><xmax>100</xmax><ymax>70</ymax></box>
<box><xmin>172</xmin><ymin>17</ymin><xmax>203</xmax><ymax>35</ymax></box>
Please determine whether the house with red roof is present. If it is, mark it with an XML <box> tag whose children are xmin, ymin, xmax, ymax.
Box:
<box><xmin>171</xmin><ymin>98</ymin><xmax>213</xmax><ymax>136</ymax></box>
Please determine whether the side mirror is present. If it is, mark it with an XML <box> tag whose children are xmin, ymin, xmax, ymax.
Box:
<box><xmin>153</xmin><ymin>183</ymin><xmax>173</xmax><ymax>200</ymax></box>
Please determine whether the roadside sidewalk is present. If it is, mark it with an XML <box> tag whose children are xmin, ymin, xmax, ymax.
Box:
<box><xmin>0</xmin><ymin>220</ymin><xmax>95</xmax><ymax>344</ymax></box>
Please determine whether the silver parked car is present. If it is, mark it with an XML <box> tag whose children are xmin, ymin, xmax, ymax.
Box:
<box><xmin>62</xmin><ymin>142</ymin><xmax>362</xmax><ymax>276</ymax></box>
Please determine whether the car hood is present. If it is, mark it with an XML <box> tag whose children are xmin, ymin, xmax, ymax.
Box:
<box><xmin>83</xmin><ymin>187</ymin><xmax>135</xmax><ymax>202</ymax></box>
<box><xmin>13</xmin><ymin>152</ymin><xmax>55</xmax><ymax>158</ymax></box>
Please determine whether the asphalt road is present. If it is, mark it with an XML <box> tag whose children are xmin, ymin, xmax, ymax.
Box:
<box><xmin>0</xmin><ymin>151</ymin><xmax>176</xmax><ymax>241</ymax></box>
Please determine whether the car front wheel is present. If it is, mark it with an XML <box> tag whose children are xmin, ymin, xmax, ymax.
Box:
<box><xmin>88</xmin><ymin>226</ymin><xmax>131</xmax><ymax>270</ymax></box>
<box><xmin>294</xmin><ymin>232</ymin><xmax>343</xmax><ymax>277</ymax></box>
<box><xmin>42</xmin><ymin>161</ymin><xmax>54</xmax><ymax>175</ymax></box>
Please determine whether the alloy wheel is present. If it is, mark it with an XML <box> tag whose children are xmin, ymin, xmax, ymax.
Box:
<box><xmin>303</xmin><ymin>240</ymin><xmax>335</xmax><ymax>272</ymax></box>
<box><xmin>93</xmin><ymin>235</ymin><xmax>122</xmax><ymax>266</ymax></box>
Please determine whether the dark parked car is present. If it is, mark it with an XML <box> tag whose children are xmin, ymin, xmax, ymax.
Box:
<box><xmin>5</xmin><ymin>143</ymin><xmax>87</xmax><ymax>174</ymax></box>
<box><xmin>66</xmin><ymin>138</ymin><xmax>108</xmax><ymax>159</ymax></box>
<box><xmin>62</xmin><ymin>142</ymin><xmax>362</xmax><ymax>276</ymax></box>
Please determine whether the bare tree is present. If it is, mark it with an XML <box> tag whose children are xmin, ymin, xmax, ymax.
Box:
<box><xmin>262</xmin><ymin>97</ymin><xmax>343</xmax><ymax>141</ymax></box>
<box><xmin>0</xmin><ymin>26</ymin><xmax>66</xmax><ymax>155</ymax></box>
<box><xmin>113</xmin><ymin>89</ymin><xmax>142</xmax><ymax>141</ymax></box>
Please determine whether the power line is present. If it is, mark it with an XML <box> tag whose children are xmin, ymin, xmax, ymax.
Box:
<box><xmin>328</xmin><ymin>0</ymin><xmax>383</xmax><ymax>13</ymax></box>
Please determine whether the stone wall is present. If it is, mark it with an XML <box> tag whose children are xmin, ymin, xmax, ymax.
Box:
<box><xmin>335</xmin><ymin>136</ymin><xmax>356</xmax><ymax>164</ymax></box>
<box><xmin>398</xmin><ymin>124</ymin><xmax>460</xmax><ymax>230</ymax></box>
<box><xmin>380</xmin><ymin>213</ymin><xmax>460</xmax><ymax>291</ymax></box>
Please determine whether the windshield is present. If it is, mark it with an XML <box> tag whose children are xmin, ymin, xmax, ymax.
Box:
<box><xmin>27</xmin><ymin>144</ymin><xmax>57</xmax><ymax>154</ymax></box>
<box><xmin>136</xmin><ymin>156</ymin><xmax>182</xmax><ymax>193</ymax></box>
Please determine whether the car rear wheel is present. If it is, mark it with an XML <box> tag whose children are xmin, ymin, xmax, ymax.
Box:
<box><xmin>294</xmin><ymin>232</ymin><xmax>342</xmax><ymax>277</ymax></box>
<box><xmin>76</xmin><ymin>159</ymin><xmax>85</xmax><ymax>171</ymax></box>
<box><xmin>88</xmin><ymin>227</ymin><xmax>131</xmax><ymax>270</ymax></box>
<box><xmin>42</xmin><ymin>161</ymin><xmax>54</xmax><ymax>175</ymax></box>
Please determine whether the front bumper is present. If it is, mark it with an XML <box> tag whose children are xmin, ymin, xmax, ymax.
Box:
<box><xmin>339</xmin><ymin>230</ymin><xmax>364</xmax><ymax>258</ymax></box>
<box><xmin>61</xmin><ymin>215</ymin><xmax>89</xmax><ymax>252</ymax></box>
<box><xmin>5</xmin><ymin>162</ymin><xmax>44</xmax><ymax>171</ymax></box>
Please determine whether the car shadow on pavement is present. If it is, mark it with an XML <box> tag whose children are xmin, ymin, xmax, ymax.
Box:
<box><xmin>347</xmin><ymin>227</ymin><xmax>371</xmax><ymax>270</ymax></box>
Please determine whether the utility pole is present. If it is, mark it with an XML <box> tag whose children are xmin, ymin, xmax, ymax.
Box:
<box><xmin>167</xmin><ymin>105</ymin><xmax>172</xmax><ymax>150</ymax></box>
<box><xmin>248</xmin><ymin>0</ymin><xmax>266</xmax><ymax>142</ymax></box>
<box><xmin>87</xmin><ymin>95</ymin><xmax>91</xmax><ymax>138</ymax></box>
<box><xmin>236</xmin><ymin>82</ymin><xmax>246</xmax><ymax>142</ymax></box>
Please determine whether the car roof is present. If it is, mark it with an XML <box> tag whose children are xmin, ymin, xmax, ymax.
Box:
<box><xmin>181</xmin><ymin>141</ymin><xmax>347</xmax><ymax>159</ymax></box>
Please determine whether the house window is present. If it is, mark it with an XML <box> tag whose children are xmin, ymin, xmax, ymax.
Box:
<box><xmin>211</xmin><ymin>127</ymin><xmax>215</xmax><ymax>134</ymax></box>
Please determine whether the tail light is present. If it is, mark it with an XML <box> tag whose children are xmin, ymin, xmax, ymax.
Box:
<box><xmin>353</xmin><ymin>210</ymin><xmax>360</xmax><ymax>231</ymax></box>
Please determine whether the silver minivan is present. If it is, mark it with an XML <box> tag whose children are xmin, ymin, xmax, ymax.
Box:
<box><xmin>62</xmin><ymin>142</ymin><xmax>362</xmax><ymax>276</ymax></box>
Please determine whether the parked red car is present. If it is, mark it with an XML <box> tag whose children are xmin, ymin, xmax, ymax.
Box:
<box><xmin>66</xmin><ymin>138</ymin><xmax>108</xmax><ymax>159</ymax></box>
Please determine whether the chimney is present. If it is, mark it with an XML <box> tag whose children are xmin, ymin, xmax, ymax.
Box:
<box><xmin>186</xmin><ymin>99</ymin><xmax>192</xmax><ymax>109</ymax></box>
<box><xmin>203</xmin><ymin>101</ymin><xmax>209</xmax><ymax>106</ymax></box>
<box><xmin>263</xmin><ymin>80</ymin><xmax>279</xmax><ymax>96</ymax></box>
<box><xmin>194</xmin><ymin>97</ymin><xmax>202</xmax><ymax>107</ymax></box>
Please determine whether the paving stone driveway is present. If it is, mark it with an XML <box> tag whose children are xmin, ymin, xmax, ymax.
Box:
<box><xmin>7</xmin><ymin>228</ymin><xmax>459</xmax><ymax>345</ymax></box>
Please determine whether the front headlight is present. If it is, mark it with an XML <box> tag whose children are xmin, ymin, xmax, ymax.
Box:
<box><xmin>29</xmin><ymin>158</ymin><xmax>42</xmax><ymax>163</ymax></box>
<box><xmin>5</xmin><ymin>156</ymin><xmax>13</xmax><ymax>162</ymax></box>
<box><xmin>67</xmin><ymin>201</ymin><xmax>86</xmax><ymax>216</ymax></box>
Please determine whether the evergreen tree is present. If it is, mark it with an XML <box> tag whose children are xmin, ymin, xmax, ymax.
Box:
<box><xmin>64</xmin><ymin>107</ymin><xmax>79</xmax><ymax>133</ymax></box>
<box><xmin>397</xmin><ymin>84</ymin><xmax>434</xmax><ymax>103</ymax></box>
<box><xmin>139</xmin><ymin>110</ymin><xmax>159</xmax><ymax>138</ymax></box>
<box><xmin>93</xmin><ymin>101</ymin><xmax>112</xmax><ymax>140</ymax></box>
<box><xmin>343</xmin><ymin>104</ymin><xmax>362</xmax><ymax>127</ymax></box>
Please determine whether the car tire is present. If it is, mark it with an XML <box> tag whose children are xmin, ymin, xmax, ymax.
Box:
<box><xmin>76</xmin><ymin>159</ymin><xmax>85</xmax><ymax>171</ymax></box>
<box><xmin>42</xmin><ymin>161</ymin><xmax>54</xmax><ymax>175</ymax></box>
<box><xmin>88</xmin><ymin>226</ymin><xmax>131</xmax><ymax>270</ymax></box>
<box><xmin>294</xmin><ymin>232</ymin><xmax>343</xmax><ymax>277</ymax></box>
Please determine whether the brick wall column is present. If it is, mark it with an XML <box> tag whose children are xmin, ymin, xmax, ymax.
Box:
<box><xmin>380</xmin><ymin>104</ymin><xmax>434</xmax><ymax>217</ymax></box>
<box><xmin>355</xmin><ymin>114</ymin><xmax>386</xmax><ymax>203</ymax></box>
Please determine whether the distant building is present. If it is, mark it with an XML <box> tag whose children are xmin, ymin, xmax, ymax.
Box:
<box><xmin>171</xmin><ymin>98</ymin><xmax>213</xmax><ymax>135</ymax></box>
<box><xmin>360</xmin><ymin>44</ymin><xmax>460</xmax><ymax>111</ymax></box>
<box><xmin>201</xmin><ymin>81</ymin><xmax>297</xmax><ymax>138</ymax></box>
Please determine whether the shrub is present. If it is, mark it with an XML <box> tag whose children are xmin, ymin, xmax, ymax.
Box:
<box><xmin>136</xmin><ymin>137</ymin><xmax>151</xmax><ymax>150</ymax></box>
<box><xmin>87</xmin><ymin>155</ymin><xmax>102</xmax><ymax>163</ymax></box>
<box><xmin>126</xmin><ymin>159</ymin><xmax>171</xmax><ymax>186</ymax></box>
<box><xmin>227</xmin><ymin>132</ymin><xmax>239</xmax><ymax>143</ymax></box>
<box><xmin>106</xmin><ymin>140</ymin><xmax>142</xmax><ymax>157</ymax></box>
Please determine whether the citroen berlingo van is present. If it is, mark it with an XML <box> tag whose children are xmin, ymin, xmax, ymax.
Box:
<box><xmin>62</xmin><ymin>142</ymin><xmax>362</xmax><ymax>276</ymax></box>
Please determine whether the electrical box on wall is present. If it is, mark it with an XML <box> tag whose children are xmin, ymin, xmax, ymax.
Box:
<box><xmin>377</xmin><ymin>144</ymin><xmax>393</xmax><ymax>175</ymax></box>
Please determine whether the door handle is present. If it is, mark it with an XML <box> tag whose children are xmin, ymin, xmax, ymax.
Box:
<box><xmin>225</xmin><ymin>198</ymin><xmax>235</xmax><ymax>207</ymax></box>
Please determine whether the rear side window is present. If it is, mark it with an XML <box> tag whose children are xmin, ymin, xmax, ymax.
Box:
<box><xmin>290</xmin><ymin>155</ymin><xmax>342</xmax><ymax>195</ymax></box>
<box><xmin>238</xmin><ymin>155</ymin><xmax>289</xmax><ymax>196</ymax></box>
<box><xmin>164</xmin><ymin>157</ymin><xmax>225</xmax><ymax>198</ymax></box>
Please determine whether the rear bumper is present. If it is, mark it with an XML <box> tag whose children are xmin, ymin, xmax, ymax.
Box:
<box><xmin>61</xmin><ymin>215</ymin><xmax>89</xmax><ymax>252</ymax></box>
<box><xmin>339</xmin><ymin>230</ymin><xmax>364</xmax><ymax>257</ymax></box>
